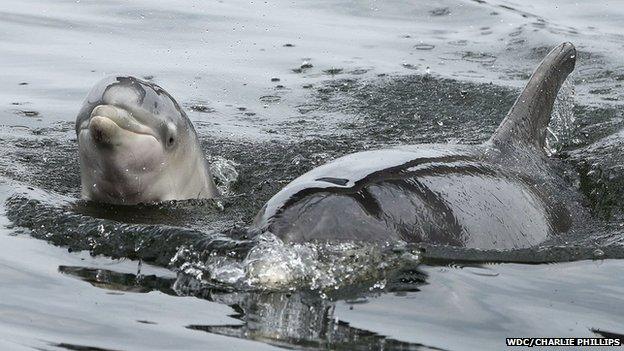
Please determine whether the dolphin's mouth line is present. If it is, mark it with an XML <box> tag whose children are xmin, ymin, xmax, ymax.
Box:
<box><xmin>80</xmin><ymin>117</ymin><xmax>157</xmax><ymax>139</ymax></box>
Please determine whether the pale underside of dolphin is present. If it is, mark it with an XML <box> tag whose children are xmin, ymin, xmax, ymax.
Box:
<box><xmin>253</xmin><ymin>42</ymin><xmax>590</xmax><ymax>250</ymax></box>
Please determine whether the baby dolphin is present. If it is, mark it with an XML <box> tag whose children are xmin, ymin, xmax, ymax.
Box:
<box><xmin>254</xmin><ymin>42</ymin><xmax>587</xmax><ymax>250</ymax></box>
<box><xmin>76</xmin><ymin>76</ymin><xmax>217</xmax><ymax>204</ymax></box>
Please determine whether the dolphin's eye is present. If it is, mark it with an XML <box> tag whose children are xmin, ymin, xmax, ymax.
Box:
<box><xmin>164</xmin><ymin>123</ymin><xmax>177</xmax><ymax>149</ymax></box>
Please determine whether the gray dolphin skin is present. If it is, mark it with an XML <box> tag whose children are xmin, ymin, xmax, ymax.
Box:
<box><xmin>76</xmin><ymin>76</ymin><xmax>218</xmax><ymax>204</ymax></box>
<box><xmin>253</xmin><ymin>42</ymin><xmax>586</xmax><ymax>249</ymax></box>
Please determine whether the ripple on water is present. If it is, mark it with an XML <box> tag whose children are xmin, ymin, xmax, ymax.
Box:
<box><xmin>258</xmin><ymin>95</ymin><xmax>281</xmax><ymax>103</ymax></box>
<box><xmin>414</xmin><ymin>43</ymin><xmax>435</xmax><ymax>50</ymax></box>
<box><xmin>462</xmin><ymin>51</ymin><xmax>497</xmax><ymax>64</ymax></box>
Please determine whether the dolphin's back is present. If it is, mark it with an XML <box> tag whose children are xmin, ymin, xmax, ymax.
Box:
<box><xmin>255</xmin><ymin>145</ymin><xmax>566</xmax><ymax>249</ymax></box>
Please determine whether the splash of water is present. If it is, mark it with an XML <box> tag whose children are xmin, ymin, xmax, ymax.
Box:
<box><xmin>545</xmin><ymin>80</ymin><xmax>576</xmax><ymax>155</ymax></box>
<box><xmin>208</xmin><ymin>156</ymin><xmax>239</xmax><ymax>196</ymax></box>
<box><xmin>171</xmin><ymin>232</ymin><xmax>422</xmax><ymax>294</ymax></box>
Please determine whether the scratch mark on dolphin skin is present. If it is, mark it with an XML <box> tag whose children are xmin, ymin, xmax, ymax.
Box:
<box><xmin>348</xmin><ymin>188</ymin><xmax>382</xmax><ymax>219</ymax></box>
<box><xmin>385</xmin><ymin>178</ymin><xmax>464</xmax><ymax>245</ymax></box>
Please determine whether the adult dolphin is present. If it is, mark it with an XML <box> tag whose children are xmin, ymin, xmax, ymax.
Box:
<box><xmin>253</xmin><ymin>42</ymin><xmax>588</xmax><ymax>250</ymax></box>
<box><xmin>76</xmin><ymin>76</ymin><xmax>218</xmax><ymax>204</ymax></box>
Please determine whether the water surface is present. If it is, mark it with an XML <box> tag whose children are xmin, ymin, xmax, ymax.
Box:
<box><xmin>1</xmin><ymin>1</ymin><xmax>624</xmax><ymax>350</ymax></box>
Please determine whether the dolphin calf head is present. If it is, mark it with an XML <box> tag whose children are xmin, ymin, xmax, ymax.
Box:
<box><xmin>76</xmin><ymin>76</ymin><xmax>217</xmax><ymax>204</ymax></box>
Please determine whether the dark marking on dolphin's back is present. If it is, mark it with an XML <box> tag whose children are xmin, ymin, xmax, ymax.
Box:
<box><xmin>316</xmin><ymin>177</ymin><xmax>349</xmax><ymax>186</ymax></box>
<box><xmin>348</xmin><ymin>188</ymin><xmax>383</xmax><ymax>219</ymax></box>
<box><xmin>382</xmin><ymin>178</ymin><xmax>464</xmax><ymax>245</ymax></box>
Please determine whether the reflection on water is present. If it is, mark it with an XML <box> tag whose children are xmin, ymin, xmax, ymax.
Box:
<box><xmin>58</xmin><ymin>260</ymin><xmax>435</xmax><ymax>350</ymax></box>
<box><xmin>191</xmin><ymin>266</ymin><xmax>432</xmax><ymax>350</ymax></box>
<box><xmin>55</xmin><ymin>258</ymin><xmax>624</xmax><ymax>351</ymax></box>
<box><xmin>58</xmin><ymin>265</ymin><xmax>176</xmax><ymax>295</ymax></box>
<box><xmin>188</xmin><ymin>294</ymin><xmax>442</xmax><ymax>351</ymax></box>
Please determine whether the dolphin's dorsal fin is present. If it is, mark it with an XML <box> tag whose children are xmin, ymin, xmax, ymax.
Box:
<box><xmin>490</xmin><ymin>42</ymin><xmax>576</xmax><ymax>150</ymax></box>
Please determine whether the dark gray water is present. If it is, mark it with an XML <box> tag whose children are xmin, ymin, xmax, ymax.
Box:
<box><xmin>2</xmin><ymin>1</ymin><xmax>624</xmax><ymax>350</ymax></box>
